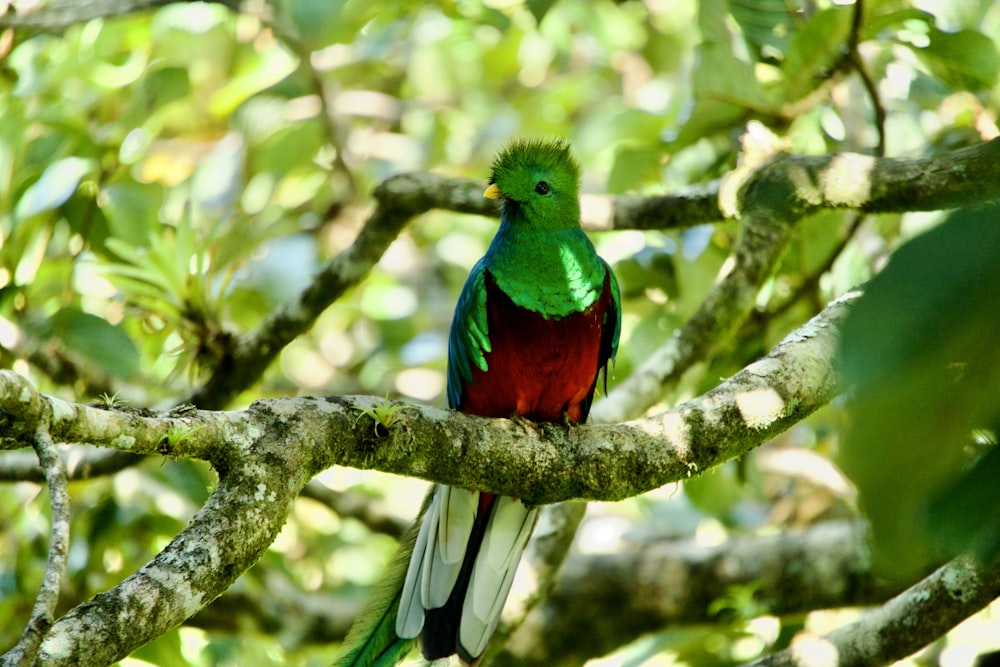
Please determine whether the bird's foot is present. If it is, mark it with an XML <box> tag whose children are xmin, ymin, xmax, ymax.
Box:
<box><xmin>508</xmin><ymin>412</ymin><xmax>534</xmax><ymax>430</ymax></box>
<box><xmin>560</xmin><ymin>411</ymin><xmax>575</xmax><ymax>435</ymax></box>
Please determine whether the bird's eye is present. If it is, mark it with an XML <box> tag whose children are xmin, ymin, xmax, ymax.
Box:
<box><xmin>535</xmin><ymin>181</ymin><xmax>550</xmax><ymax>195</ymax></box>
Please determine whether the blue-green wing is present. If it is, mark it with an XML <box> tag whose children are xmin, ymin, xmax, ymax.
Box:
<box><xmin>602</xmin><ymin>258</ymin><xmax>622</xmax><ymax>368</ymax></box>
<box><xmin>593</xmin><ymin>259</ymin><xmax>621</xmax><ymax>404</ymax></box>
<box><xmin>447</xmin><ymin>260</ymin><xmax>491</xmax><ymax>409</ymax></box>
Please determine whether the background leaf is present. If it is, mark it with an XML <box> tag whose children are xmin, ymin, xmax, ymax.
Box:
<box><xmin>50</xmin><ymin>307</ymin><xmax>142</xmax><ymax>379</ymax></box>
<box><xmin>14</xmin><ymin>157</ymin><xmax>94</xmax><ymax>220</ymax></box>
<box><xmin>911</xmin><ymin>27</ymin><xmax>1000</xmax><ymax>91</ymax></box>
<box><xmin>526</xmin><ymin>0</ymin><xmax>559</xmax><ymax>24</ymax></box>
<box><xmin>837</xmin><ymin>207</ymin><xmax>1000</xmax><ymax>579</ymax></box>
<box><xmin>780</xmin><ymin>6</ymin><xmax>853</xmax><ymax>99</ymax></box>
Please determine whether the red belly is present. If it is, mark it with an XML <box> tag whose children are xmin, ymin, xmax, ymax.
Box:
<box><xmin>458</xmin><ymin>271</ymin><xmax>610</xmax><ymax>423</ymax></box>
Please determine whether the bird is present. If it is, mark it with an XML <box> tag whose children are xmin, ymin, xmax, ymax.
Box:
<box><xmin>335</xmin><ymin>138</ymin><xmax>621</xmax><ymax>666</ymax></box>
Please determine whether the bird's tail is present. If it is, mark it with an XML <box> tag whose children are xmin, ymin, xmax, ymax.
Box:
<box><xmin>396</xmin><ymin>486</ymin><xmax>538</xmax><ymax>664</ymax></box>
<box><xmin>333</xmin><ymin>490</ymin><xmax>434</xmax><ymax>667</ymax></box>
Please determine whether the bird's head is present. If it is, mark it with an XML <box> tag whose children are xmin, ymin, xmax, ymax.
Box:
<box><xmin>485</xmin><ymin>138</ymin><xmax>581</xmax><ymax>230</ymax></box>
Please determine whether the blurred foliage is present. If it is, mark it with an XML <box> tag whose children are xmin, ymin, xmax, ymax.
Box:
<box><xmin>1</xmin><ymin>0</ymin><xmax>999</xmax><ymax>664</ymax></box>
<box><xmin>837</xmin><ymin>207</ymin><xmax>1000</xmax><ymax>581</ymax></box>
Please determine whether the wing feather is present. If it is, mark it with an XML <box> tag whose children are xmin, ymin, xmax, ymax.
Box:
<box><xmin>600</xmin><ymin>259</ymin><xmax>622</xmax><ymax>387</ymax></box>
<box><xmin>447</xmin><ymin>261</ymin><xmax>490</xmax><ymax>409</ymax></box>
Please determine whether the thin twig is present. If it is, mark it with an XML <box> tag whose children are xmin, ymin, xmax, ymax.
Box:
<box><xmin>2</xmin><ymin>428</ymin><xmax>71</xmax><ymax>667</ymax></box>
<box><xmin>0</xmin><ymin>447</ymin><xmax>144</xmax><ymax>483</ymax></box>
<box><xmin>260</xmin><ymin>8</ymin><xmax>360</xmax><ymax>199</ymax></box>
<box><xmin>846</xmin><ymin>0</ymin><xmax>887</xmax><ymax>156</ymax></box>
<box><xmin>740</xmin><ymin>209</ymin><xmax>866</xmax><ymax>340</ymax></box>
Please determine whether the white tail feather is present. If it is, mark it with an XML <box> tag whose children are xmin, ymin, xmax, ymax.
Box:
<box><xmin>460</xmin><ymin>498</ymin><xmax>538</xmax><ymax>658</ymax></box>
<box><xmin>424</xmin><ymin>486</ymin><xmax>478</xmax><ymax>608</ymax></box>
<box><xmin>396</xmin><ymin>490</ymin><xmax>440</xmax><ymax>638</ymax></box>
<box><xmin>438</xmin><ymin>486</ymin><xmax>478</xmax><ymax>564</ymax></box>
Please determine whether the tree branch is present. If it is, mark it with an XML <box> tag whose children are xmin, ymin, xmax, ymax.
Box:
<box><xmin>0</xmin><ymin>447</ymin><xmax>143</xmax><ymax>483</ymax></box>
<box><xmin>748</xmin><ymin>555</ymin><xmax>1000</xmax><ymax>667</ymax></box>
<box><xmin>1</xmin><ymin>290</ymin><xmax>856</xmax><ymax>505</ymax></box>
<box><xmin>30</xmin><ymin>418</ymin><xmax>313</xmax><ymax>664</ymax></box>
<box><xmin>2</xmin><ymin>428</ymin><xmax>70</xmax><ymax>667</ymax></box>
<box><xmin>0</xmin><ymin>0</ymin><xmax>239</xmax><ymax>30</ymax></box>
<box><xmin>182</xmin><ymin>520</ymin><xmax>883</xmax><ymax>656</ymax></box>
<box><xmin>594</xmin><ymin>137</ymin><xmax>1000</xmax><ymax>422</ymax></box>
<box><xmin>494</xmin><ymin>521</ymin><xmax>886</xmax><ymax>667</ymax></box>
<box><xmin>2</xmin><ymin>137</ymin><xmax>998</xmax><ymax>661</ymax></box>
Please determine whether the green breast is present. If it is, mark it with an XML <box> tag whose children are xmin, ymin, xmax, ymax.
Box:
<box><xmin>485</xmin><ymin>226</ymin><xmax>607</xmax><ymax>318</ymax></box>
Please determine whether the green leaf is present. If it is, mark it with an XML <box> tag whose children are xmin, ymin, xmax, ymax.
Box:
<box><xmin>210</xmin><ymin>46</ymin><xmax>298</xmax><ymax>117</ymax></box>
<box><xmin>526</xmin><ymin>0</ymin><xmax>558</xmax><ymax>24</ymax></box>
<box><xmin>837</xmin><ymin>207</ymin><xmax>1000</xmax><ymax>580</ymax></box>
<box><xmin>859</xmin><ymin>7</ymin><xmax>934</xmax><ymax>41</ymax></box>
<box><xmin>131</xmin><ymin>627</ymin><xmax>186</xmax><ymax>667</ymax></box>
<box><xmin>671</xmin><ymin>98</ymin><xmax>748</xmax><ymax>150</ymax></box>
<box><xmin>50</xmin><ymin>307</ymin><xmax>141</xmax><ymax>379</ymax></box>
<box><xmin>684</xmin><ymin>463</ymin><xmax>744</xmax><ymax>520</ymax></box>
<box><xmin>927</xmin><ymin>440</ymin><xmax>1000</xmax><ymax>563</ymax></box>
<box><xmin>138</xmin><ymin>66</ymin><xmax>191</xmax><ymax>112</ymax></box>
<box><xmin>607</xmin><ymin>147</ymin><xmax>662</xmax><ymax>195</ymax></box>
<box><xmin>699</xmin><ymin>0</ymin><xmax>733</xmax><ymax>45</ymax></box>
<box><xmin>101</xmin><ymin>181</ymin><xmax>163</xmax><ymax>247</ymax></box>
<box><xmin>910</xmin><ymin>27</ymin><xmax>999</xmax><ymax>91</ymax></box>
<box><xmin>695</xmin><ymin>43</ymin><xmax>769</xmax><ymax>107</ymax></box>
<box><xmin>671</xmin><ymin>38</ymin><xmax>769</xmax><ymax>148</ymax></box>
<box><xmin>14</xmin><ymin>157</ymin><xmax>94</xmax><ymax>220</ymax></box>
<box><xmin>729</xmin><ymin>0</ymin><xmax>797</xmax><ymax>61</ymax></box>
<box><xmin>613</xmin><ymin>246</ymin><xmax>677</xmax><ymax>300</ymax></box>
<box><xmin>780</xmin><ymin>6</ymin><xmax>853</xmax><ymax>100</ymax></box>
<box><xmin>287</xmin><ymin>0</ymin><xmax>346</xmax><ymax>48</ymax></box>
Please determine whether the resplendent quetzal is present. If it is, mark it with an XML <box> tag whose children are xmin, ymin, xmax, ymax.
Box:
<box><xmin>336</xmin><ymin>138</ymin><xmax>621</xmax><ymax>666</ymax></box>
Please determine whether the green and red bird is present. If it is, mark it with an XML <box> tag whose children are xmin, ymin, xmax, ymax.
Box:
<box><xmin>336</xmin><ymin>138</ymin><xmax>621</xmax><ymax>665</ymax></box>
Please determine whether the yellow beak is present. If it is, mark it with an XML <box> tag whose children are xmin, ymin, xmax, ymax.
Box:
<box><xmin>483</xmin><ymin>183</ymin><xmax>502</xmax><ymax>199</ymax></box>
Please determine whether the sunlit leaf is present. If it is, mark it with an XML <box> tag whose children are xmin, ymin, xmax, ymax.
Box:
<box><xmin>860</xmin><ymin>7</ymin><xmax>934</xmax><ymax>41</ymax></box>
<box><xmin>910</xmin><ymin>27</ymin><xmax>999</xmax><ymax>91</ymax></box>
<box><xmin>729</xmin><ymin>0</ymin><xmax>798</xmax><ymax>62</ymax></box>
<box><xmin>14</xmin><ymin>157</ymin><xmax>94</xmax><ymax>220</ymax></box>
<box><xmin>210</xmin><ymin>47</ymin><xmax>299</xmax><ymax>117</ymax></box>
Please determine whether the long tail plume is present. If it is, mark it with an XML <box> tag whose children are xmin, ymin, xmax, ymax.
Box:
<box><xmin>333</xmin><ymin>490</ymin><xmax>434</xmax><ymax>667</ymax></box>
